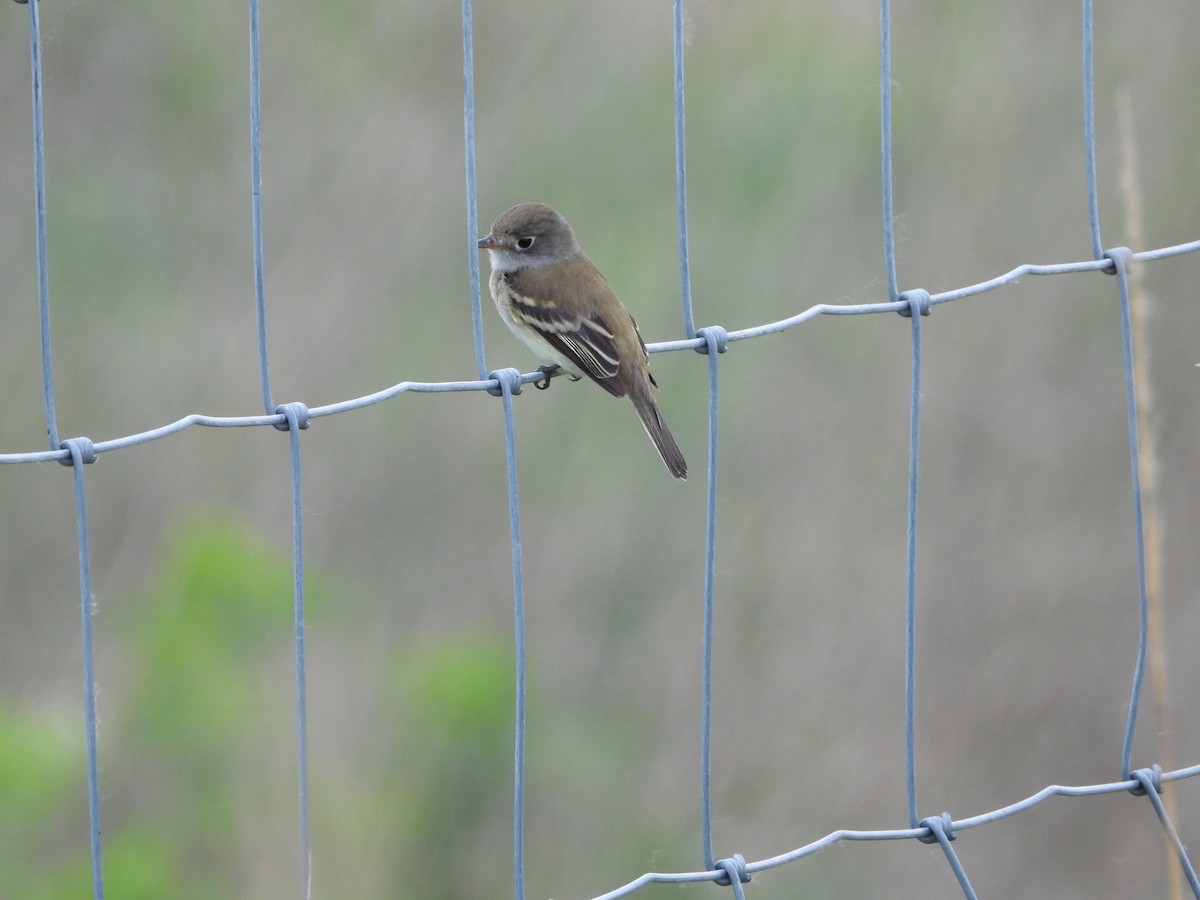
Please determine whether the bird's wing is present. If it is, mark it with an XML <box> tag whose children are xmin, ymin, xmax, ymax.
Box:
<box><xmin>503</xmin><ymin>264</ymin><xmax>628</xmax><ymax>397</ymax></box>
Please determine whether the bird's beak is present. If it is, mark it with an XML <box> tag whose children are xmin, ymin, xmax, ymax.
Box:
<box><xmin>477</xmin><ymin>235</ymin><xmax>499</xmax><ymax>250</ymax></box>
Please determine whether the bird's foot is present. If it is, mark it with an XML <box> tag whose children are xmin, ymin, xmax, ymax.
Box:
<box><xmin>534</xmin><ymin>365</ymin><xmax>560</xmax><ymax>390</ymax></box>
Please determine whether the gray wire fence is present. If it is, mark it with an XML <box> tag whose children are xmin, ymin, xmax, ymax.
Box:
<box><xmin>7</xmin><ymin>0</ymin><xmax>1200</xmax><ymax>897</ymax></box>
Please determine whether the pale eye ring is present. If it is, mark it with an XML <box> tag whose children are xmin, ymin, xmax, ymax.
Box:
<box><xmin>516</xmin><ymin>236</ymin><xmax>535</xmax><ymax>250</ymax></box>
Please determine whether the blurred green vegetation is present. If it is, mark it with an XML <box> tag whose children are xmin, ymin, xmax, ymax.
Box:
<box><xmin>2</xmin><ymin>1</ymin><xmax>1199</xmax><ymax>897</ymax></box>
<box><xmin>3</xmin><ymin>521</ymin><xmax>593</xmax><ymax>897</ymax></box>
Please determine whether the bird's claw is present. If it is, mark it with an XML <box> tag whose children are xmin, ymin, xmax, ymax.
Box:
<box><xmin>534</xmin><ymin>365</ymin><xmax>560</xmax><ymax>390</ymax></box>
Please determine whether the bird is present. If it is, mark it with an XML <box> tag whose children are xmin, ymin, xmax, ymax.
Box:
<box><xmin>478</xmin><ymin>202</ymin><xmax>687</xmax><ymax>481</ymax></box>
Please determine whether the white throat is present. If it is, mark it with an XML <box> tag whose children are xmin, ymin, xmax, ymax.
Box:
<box><xmin>486</xmin><ymin>249</ymin><xmax>557</xmax><ymax>273</ymax></box>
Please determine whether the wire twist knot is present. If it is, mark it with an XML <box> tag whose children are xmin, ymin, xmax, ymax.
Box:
<box><xmin>486</xmin><ymin>367</ymin><xmax>524</xmax><ymax>398</ymax></box>
<box><xmin>1102</xmin><ymin>246</ymin><xmax>1135</xmax><ymax>277</ymax></box>
<box><xmin>695</xmin><ymin>325</ymin><xmax>729</xmax><ymax>355</ymax></box>
<box><xmin>273</xmin><ymin>402</ymin><xmax>311</xmax><ymax>432</ymax></box>
<box><xmin>58</xmin><ymin>437</ymin><xmax>96</xmax><ymax>467</ymax></box>
<box><xmin>1128</xmin><ymin>764</ymin><xmax>1163</xmax><ymax>797</ymax></box>
<box><xmin>918</xmin><ymin>812</ymin><xmax>956</xmax><ymax>845</ymax></box>
<box><xmin>898</xmin><ymin>289</ymin><xmax>932</xmax><ymax>318</ymax></box>
<box><xmin>714</xmin><ymin>853</ymin><xmax>751</xmax><ymax>888</ymax></box>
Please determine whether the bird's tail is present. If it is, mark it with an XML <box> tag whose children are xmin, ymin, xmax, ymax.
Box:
<box><xmin>629</xmin><ymin>378</ymin><xmax>687</xmax><ymax>481</ymax></box>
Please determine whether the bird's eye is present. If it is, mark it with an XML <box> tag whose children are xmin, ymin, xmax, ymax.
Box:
<box><xmin>516</xmin><ymin>236</ymin><xmax>535</xmax><ymax>250</ymax></box>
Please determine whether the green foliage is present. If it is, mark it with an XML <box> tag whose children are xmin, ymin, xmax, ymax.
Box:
<box><xmin>0</xmin><ymin>705</ymin><xmax>83</xmax><ymax>899</ymax></box>
<box><xmin>125</xmin><ymin>519</ymin><xmax>297</xmax><ymax>746</ymax></box>
<box><xmin>0</xmin><ymin>520</ymin><xmax>303</xmax><ymax>897</ymax></box>
<box><xmin>379</xmin><ymin>636</ymin><xmax>516</xmax><ymax>898</ymax></box>
<box><xmin>0</xmin><ymin>518</ymin><xmax>533</xmax><ymax>896</ymax></box>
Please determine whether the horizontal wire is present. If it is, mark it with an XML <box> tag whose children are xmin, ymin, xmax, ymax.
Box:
<box><xmin>590</xmin><ymin>762</ymin><xmax>1200</xmax><ymax>900</ymax></box>
<box><xmin>2</xmin><ymin>239</ymin><xmax>1197</xmax><ymax>467</ymax></box>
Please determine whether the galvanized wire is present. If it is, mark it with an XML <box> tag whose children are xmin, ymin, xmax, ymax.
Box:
<box><xmin>696</xmin><ymin>325</ymin><xmax>729</xmax><ymax>872</ymax></box>
<box><xmin>21</xmin><ymin>0</ymin><xmax>58</xmax><ymax>450</ymax></box>
<box><xmin>486</xmin><ymin>367</ymin><xmax>529</xmax><ymax>900</ymax></box>
<box><xmin>275</xmin><ymin>402</ymin><xmax>313</xmax><ymax>899</ymax></box>
<box><xmin>461</xmin><ymin>0</ymin><xmax>487</xmax><ymax>382</ymax></box>
<box><xmin>673</xmin><ymin>0</ymin><xmax>697</xmax><ymax>340</ymax></box>
<box><xmin>61</xmin><ymin>437</ymin><xmax>103</xmax><ymax>900</ymax></box>
<box><xmin>248</xmin><ymin>0</ymin><xmax>274</xmax><ymax>415</ymax></box>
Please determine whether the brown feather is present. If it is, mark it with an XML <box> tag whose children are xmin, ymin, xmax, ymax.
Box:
<box><xmin>481</xmin><ymin>202</ymin><xmax>687</xmax><ymax>479</ymax></box>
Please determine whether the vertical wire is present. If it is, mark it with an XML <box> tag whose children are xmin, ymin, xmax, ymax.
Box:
<box><xmin>25</xmin><ymin>0</ymin><xmax>60</xmax><ymax>449</ymax></box>
<box><xmin>462</xmin><ymin>0</ymin><xmax>488</xmax><ymax>380</ymax></box>
<box><xmin>249</xmin><ymin>0</ymin><xmax>274</xmax><ymax>413</ymax></box>
<box><xmin>879</xmin><ymin>0</ymin><xmax>899</xmax><ymax>303</ymax></box>
<box><xmin>922</xmin><ymin>817</ymin><xmax>978</xmax><ymax>900</ymax></box>
<box><xmin>699</xmin><ymin>332</ymin><xmax>723</xmax><ymax>870</ymax></box>
<box><xmin>1133</xmin><ymin>772</ymin><xmax>1200</xmax><ymax>895</ymax></box>
<box><xmin>495</xmin><ymin>375</ymin><xmax>527</xmax><ymax>900</ymax></box>
<box><xmin>1081</xmin><ymin>0</ymin><xmax>1103</xmax><ymax>260</ymax></box>
<box><xmin>64</xmin><ymin>441</ymin><xmax>104</xmax><ymax>899</ymax></box>
<box><xmin>279</xmin><ymin>406</ymin><xmax>312</xmax><ymax>898</ymax></box>
<box><xmin>1117</xmin><ymin>96</ymin><xmax>1184</xmax><ymax>900</ymax></box>
<box><xmin>902</xmin><ymin>298</ymin><xmax>925</xmax><ymax>829</ymax></box>
<box><xmin>1109</xmin><ymin>252</ymin><xmax>1149</xmax><ymax>780</ymax></box>
<box><xmin>880</xmin><ymin>0</ymin><xmax>920</xmax><ymax>829</ymax></box>
<box><xmin>673</xmin><ymin>0</ymin><xmax>697</xmax><ymax>338</ymax></box>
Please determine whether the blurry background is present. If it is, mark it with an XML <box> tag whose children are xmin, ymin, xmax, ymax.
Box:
<box><xmin>2</xmin><ymin>0</ymin><xmax>1199</xmax><ymax>897</ymax></box>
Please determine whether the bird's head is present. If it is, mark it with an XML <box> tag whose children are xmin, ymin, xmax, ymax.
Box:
<box><xmin>477</xmin><ymin>202</ymin><xmax>580</xmax><ymax>272</ymax></box>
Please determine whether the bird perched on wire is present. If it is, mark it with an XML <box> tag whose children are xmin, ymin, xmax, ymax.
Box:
<box><xmin>478</xmin><ymin>202</ymin><xmax>687</xmax><ymax>480</ymax></box>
